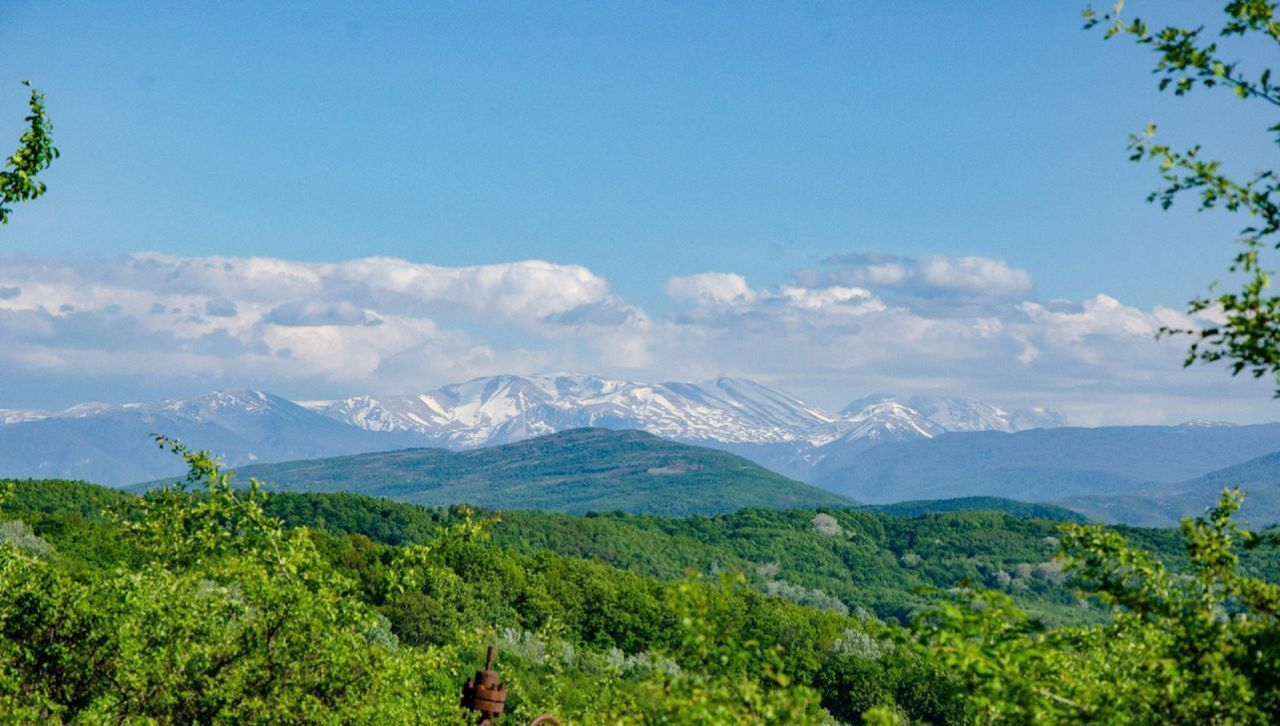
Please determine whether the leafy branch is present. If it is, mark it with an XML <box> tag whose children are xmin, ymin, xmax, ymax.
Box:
<box><xmin>0</xmin><ymin>81</ymin><xmax>59</xmax><ymax>225</ymax></box>
<box><xmin>1084</xmin><ymin>1</ymin><xmax>1280</xmax><ymax>394</ymax></box>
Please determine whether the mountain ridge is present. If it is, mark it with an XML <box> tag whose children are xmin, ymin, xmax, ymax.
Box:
<box><xmin>139</xmin><ymin>427</ymin><xmax>856</xmax><ymax>516</ymax></box>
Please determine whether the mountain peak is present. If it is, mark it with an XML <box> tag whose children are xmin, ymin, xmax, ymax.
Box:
<box><xmin>840</xmin><ymin>393</ymin><xmax>1066</xmax><ymax>434</ymax></box>
<box><xmin>1179</xmin><ymin>418</ymin><xmax>1238</xmax><ymax>428</ymax></box>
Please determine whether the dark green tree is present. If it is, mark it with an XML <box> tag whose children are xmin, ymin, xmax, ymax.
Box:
<box><xmin>0</xmin><ymin>81</ymin><xmax>58</xmax><ymax>225</ymax></box>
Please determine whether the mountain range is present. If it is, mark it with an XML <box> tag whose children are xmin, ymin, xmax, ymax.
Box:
<box><xmin>1055</xmin><ymin>450</ymin><xmax>1280</xmax><ymax>527</ymax></box>
<box><xmin>2</xmin><ymin>373</ymin><xmax>1278</xmax><ymax>526</ymax></box>
<box><xmin>0</xmin><ymin>390</ymin><xmax>422</xmax><ymax>485</ymax></box>
<box><xmin>0</xmin><ymin>373</ymin><xmax>1066</xmax><ymax>486</ymax></box>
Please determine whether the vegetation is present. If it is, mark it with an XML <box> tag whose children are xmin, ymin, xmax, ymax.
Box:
<box><xmin>9</xmin><ymin>448</ymin><xmax>1280</xmax><ymax>722</ymax></box>
<box><xmin>859</xmin><ymin>497</ymin><xmax>1089</xmax><ymax>523</ymax></box>
<box><xmin>262</xmin><ymin>492</ymin><xmax>1092</xmax><ymax>624</ymax></box>
<box><xmin>0</xmin><ymin>452</ymin><xmax>955</xmax><ymax>723</ymax></box>
<box><xmin>1</xmin><ymin>81</ymin><xmax>58</xmax><ymax>225</ymax></box>
<box><xmin>2</xmin><ymin>4</ymin><xmax>1277</xmax><ymax>718</ymax></box>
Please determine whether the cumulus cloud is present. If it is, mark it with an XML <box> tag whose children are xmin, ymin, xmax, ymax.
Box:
<box><xmin>667</xmin><ymin>273</ymin><xmax>756</xmax><ymax>305</ymax></box>
<box><xmin>0</xmin><ymin>253</ymin><xmax>626</xmax><ymax>394</ymax></box>
<box><xmin>0</xmin><ymin>251</ymin><xmax>1269</xmax><ymax>424</ymax></box>
<box><xmin>810</xmin><ymin>251</ymin><xmax>1035</xmax><ymax>299</ymax></box>
<box><xmin>263</xmin><ymin>300</ymin><xmax>382</xmax><ymax>327</ymax></box>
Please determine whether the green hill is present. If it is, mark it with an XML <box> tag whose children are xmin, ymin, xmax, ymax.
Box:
<box><xmin>858</xmin><ymin>496</ymin><xmax>1090</xmax><ymax>522</ymax></box>
<box><xmin>255</xmin><ymin>489</ymin><xmax>1157</xmax><ymax>625</ymax></box>
<box><xmin>168</xmin><ymin>428</ymin><xmax>855</xmax><ymax>516</ymax></box>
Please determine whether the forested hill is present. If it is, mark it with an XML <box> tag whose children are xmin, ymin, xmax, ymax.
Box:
<box><xmin>859</xmin><ymin>497</ymin><xmax>1089</xmax><ymax>522</ymax></box>
<box><xmin>2</xmin><ymin>477</ymin><xmax>1205</xmax><ymax>628</ymax></box>
<box><xmin>159</xmin><ymin>428</ymin><xmax>855</xmax><ymax>516</ymax></box>
<box><xmin>9</xmin><ymin>475</ymin><xmax>1280</xmax><ymax>721</ymax></box>
<box><xmin>255</xmin><ymin>487</ymin><xmax>1270</xmax><ymax>626</ymax></box>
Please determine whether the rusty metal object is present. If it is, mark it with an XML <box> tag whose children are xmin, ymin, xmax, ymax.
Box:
<box><xmin>460</xmin><ymin>645</ymin><xmax>562</xmax><ymax>725</ymax></box>
<box><xmin>461</xmin><ymin>645</ymin><xmax>507</xmax><ymax>724</ymax></box>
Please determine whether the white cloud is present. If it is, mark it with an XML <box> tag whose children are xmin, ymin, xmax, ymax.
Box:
<box><xmin>666</xmin><ymin>273</ymin><xmax>755</xmax><ymax>305</ymax></box>
<box><xmin>815</xmin><ymin>252</ymin><xmax>1034</xmax><ymax>299</ymax></box>
<box><xmin>0</xmin><ymin>251</ymin><xmax>1273</xmax><ymax>424</ymax></box>
<box><xmin>0</xmin><ymin>253</ymin><xmax>623</xmax><ymax>393</ymax></box>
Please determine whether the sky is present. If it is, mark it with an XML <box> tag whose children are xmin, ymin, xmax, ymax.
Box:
<box><xmin>1</xmin><ymin>1</ymin><xmax>1278</xmax><ymax>424</ymax></box>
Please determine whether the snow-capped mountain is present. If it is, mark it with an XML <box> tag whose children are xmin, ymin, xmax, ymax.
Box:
<box><xmin>827</xmin><ymin>401</ymin><xmax>944</xmax><ymax>443</ymax></box>
<box><xmin>0</xmin><ymin>390</ymin><xmax>422</xmax><ymax>486</ymax></box>
<box><xmin>0</xmin><ymin>375</ymin><xmax>1073</xmax><ymax>487</ymax></box>
<box><xmin>1178</xmin><ymin>419</ymin><xmax>1239</xmax><ymax>428</ymax></box>
<box><xmin>840</xmin><ymin>394</ymin><xmax>1064</xmax><ymax>434</ymax></box>
<box><xmin>303</xmin><ymin>374</ymin><xmax>841</xmax><ymax>448</ymax></box>
<box><xmin>303</xmin><ymin>374</ymin><xmax>1072</xmax><ymax>452</ymax></box>
<box><xmin>0</xmin><ymin>408</ymin><xmax>48</xmax><ymax>425</ymax></box>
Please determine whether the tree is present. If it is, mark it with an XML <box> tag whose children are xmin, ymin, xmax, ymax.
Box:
<box><xmin>0</xmin><ymin>81</ymin><xmax>59</xmax><ymax>225</ymax></box>
<box><xmin>1083</xmin><ymin>2</ymin><xmax>1280</xmax><ymax>394</ymax></box>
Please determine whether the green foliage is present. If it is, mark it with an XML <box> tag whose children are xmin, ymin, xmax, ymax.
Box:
<box><xmin>0</xmin><ymin>520</ymin><xmax>52</xmax><ymax>558</ymax></box>
<box><xmin>1084</xmin><ymin>2</ymin><xmax>1280</xmax><ymax>393</ymax></box>
<box><xmin>16</xmin><ymin>453</ymin><xmax>1280</xmax><ymax>721</ymax></box>
<box><xmin>862</xmin><ymin>497</ymin><xmax>1090</xmax><ymax>523</ymax></box>
<box><xmin>0</xmin><ymin>439</ymin><xmax>476</xmax><ymax>722</ymax></box>
<box><xmin>0</xmin><ymin>445</ymin><xmax>914</xmax><ymax>721</ymax></box>
<box><xmin>909</xmin><ymin>488</ymin><xmax>1280</xmax><ymax>723</ymax></box>
<box><xmin>618</xmin><ymin>573</ymin><xmax>828</xmax><ymax>724</ymax></box>
<box><xmin>0</xmin><ymin>81</ymin><xmax>58</xmax><ymax>225</ymax></box>
<box><xmin>487</xmin><ymin>507</ymin><xmax>1110</xmax><ymax>625</ymax></box>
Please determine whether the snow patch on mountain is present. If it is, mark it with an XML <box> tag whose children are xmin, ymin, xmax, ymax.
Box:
<box><xmin>0</xmin><ymin>408</ymin><xmax>48</xmax><ymax>425</ymax></box>
<box><xmin>304</xmin><ymin>374</ymin><xmax>1067</xmax><ymax>453</ymax></box>
<box><xmin>842</xmin><ymin>394</ymin><xmax>1067</xmax><ymax>434</ymax></box>
<box><xmin>2</xmin><ymin>377</ymin><xmax>1070</xmax><ymax>474</ymax></box>
<box><xmin>305</xmin><ymin>374</ymin><xmax>840</xmax><ymax>448</ymax></box>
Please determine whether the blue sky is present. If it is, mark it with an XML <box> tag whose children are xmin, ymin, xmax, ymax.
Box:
<box><xmin>1</xmin><ymin>1</ymin><xmax>1277</xmax><ymax>423</ymax></box>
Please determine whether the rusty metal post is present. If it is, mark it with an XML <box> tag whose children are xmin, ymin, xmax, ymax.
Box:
<box><xmin>460</xmin><ymin>645</ymin><xmax>561</xmax><ymax>726</ymax></box>
<box><xmin>461</xmin><ymin>645</ymin><xmax>507</xmax><ymax>725</ymax></box>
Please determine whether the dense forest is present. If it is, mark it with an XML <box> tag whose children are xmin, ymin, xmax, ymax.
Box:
<box><xmin>5</xmin><ymin>438</ymin><xmax>1280</xmax><ymax>722</ymax></box>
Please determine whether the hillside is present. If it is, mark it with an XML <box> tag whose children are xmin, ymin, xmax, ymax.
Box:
<box><xmin>9</xmin><ymin>476</ymin><xmax>1197</xmax><ymax>626</ymax></box>
<box><xmin>1059</xmin><ymin>451</ymin><xmax>1280</xmax><ymax>527</ymax></box>
<box><xmin>10</xmin><ymin>474</ymin><xmax>1280</xmax><ymax>722</ymax></box>
<box><xmin>254</xmin><ymin>488</ymin><xmax>1278</xmax><ymax>626</ymax></box>
<box><xmin>197</xmin><ymin>428</ymin><xmax>855</xmax><ymax>516</ymax></box>
<box><xmin>858</xmin><ymin>497</ymin><xmax>1089</xmax><ymax>522</ymax></box>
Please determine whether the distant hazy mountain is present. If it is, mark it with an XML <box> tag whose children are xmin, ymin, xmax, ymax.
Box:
<box><xmin>9</xmin><ymin>374</ymin><xmax>1270</xmax><ymax>506</ymax></box>
<box><xmin>192</xmin><ymin>428</ymin><xmax>855</xmax><ymax>516</ymax></box>
<box><xmin>1057</xmin><ymin>450</ymin><xmax>1280</xmax><ymax>527</ymax></box>
<box><xmin>0</xmin><ymin>390</ymin><xmax>421</xmax><ymax>486</ymax></box>
<box><xmin>0</xmin><ymin>408</ymin><xmax>48</xmax><ymax>425</ymax></box>
<box><xmin>5</xmin><ymin>374</ymin><xmax>1057</xmax><ymax>487</ymax></box>
<box><xmin>840</xmin><ymin>394</ymin><xmax>1066</xmax><ymax>434</ymax></box>
<box><xmin>811</xmin><ymin>422</ymin><xmax>1280</xmax><ymax>504</ymax></box>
